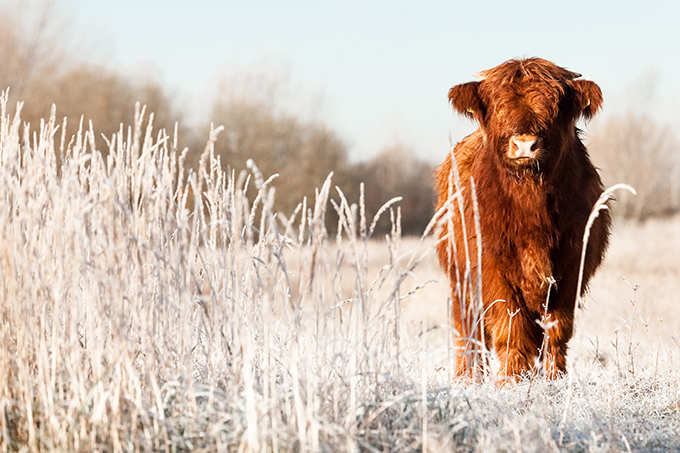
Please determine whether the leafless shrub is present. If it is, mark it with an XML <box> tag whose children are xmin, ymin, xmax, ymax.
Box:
<box><xmin>31</xmin><ymin>64</ymin><xmax>181</xmax><ymax>148</ymax></box>
<box><xmin>203</xmin><ymin>96</ymin><xmax>351</xmax><ymax>221</ymax></box>
<box><xmin>351</xmin><ymin>143</ymin><xmax>436</xmax><ymax>236</ymax></box>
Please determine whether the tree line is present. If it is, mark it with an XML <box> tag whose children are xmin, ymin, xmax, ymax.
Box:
<box><xmin>0</xmin><ymin>0</ymin><xmax>438</xmax><ymax>236</ymax></box>
<box><xmin>1</xmin><ymin>0</ymin><xmax>678</xmax><ymax>228</ymax></box>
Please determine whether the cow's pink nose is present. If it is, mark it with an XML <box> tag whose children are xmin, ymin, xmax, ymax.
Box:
<box><xmin>511</xmin><ymin>137</ymin><xmax>537</xmax><ymax>159</ymax></box>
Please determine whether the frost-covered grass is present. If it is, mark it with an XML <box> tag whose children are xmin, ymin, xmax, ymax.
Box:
<box><xmin>1</xmin><ymin>94</ymin><xmax>679</xmax><ymax>452</ymax></box>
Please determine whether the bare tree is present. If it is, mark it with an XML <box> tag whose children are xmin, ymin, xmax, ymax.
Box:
<box><xmin>0</xmin><ymin>1</ymin><xmax>182</xmax><ymax>154</ymax></box>
<box><xmin>205</xmin><ymin>97</ymin><xmax>350</xmax><ymax>219</ymax></box>
<box><xmin>0</xmin><ymin>0</ymin><xmax>68</xmax><ymax>103</ymax></box>
<box><xmin>25</xmin><ymin>64</ymin><xmax>181</xmax><ymax>147</ymax></box>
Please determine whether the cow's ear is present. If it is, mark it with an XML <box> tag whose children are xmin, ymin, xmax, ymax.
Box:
<box><xmin>570</xmin><ymin>79</ymin><xmax>603</xmax><ymax>120</ymax></box>
<box><xmin>449</xmin><ymin>81</ymin><xmax>484</xmax><ymax>123</ymax></box>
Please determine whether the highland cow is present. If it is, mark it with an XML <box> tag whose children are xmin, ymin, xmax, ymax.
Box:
<box><xmin>436</xmin><ymin>57</ymin><xmax>610</xmax><ymax>382</ymax></box>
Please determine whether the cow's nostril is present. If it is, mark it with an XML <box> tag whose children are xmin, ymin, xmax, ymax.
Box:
<box><xmin>511</xmin><ymin>138</ymin><xmax>537</xmax><ymax>158</ymax></box>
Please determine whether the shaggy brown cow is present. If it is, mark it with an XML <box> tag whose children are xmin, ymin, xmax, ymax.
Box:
<box><xmin>436</xmin><ymin>57</ymin><xmax>610</xmax><ymax>382</ymax></box>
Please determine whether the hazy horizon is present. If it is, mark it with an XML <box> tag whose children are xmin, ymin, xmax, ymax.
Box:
<box><xmin>42</xmin><ymin>0</ymin><xmax>680</xmax><ymax>161</ymax></box>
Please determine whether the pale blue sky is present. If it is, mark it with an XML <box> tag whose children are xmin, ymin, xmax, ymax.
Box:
<box><xmin>64</xmin><ymin>0</ymin><xmax>680</xmax><ymax>161</ymax></box>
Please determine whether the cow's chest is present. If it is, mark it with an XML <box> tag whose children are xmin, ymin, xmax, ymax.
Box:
<box><xmin>479</xmin><ymin>183</ymin><xmax>558</xmax><ymax>308</ymax></box>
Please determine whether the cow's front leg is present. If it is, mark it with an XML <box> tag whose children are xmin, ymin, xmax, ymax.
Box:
<box><xmin>490</xmin><ymin>305</ymin><xmax>543</xmax><ymax>384</ymax></box>
<box><xmin>539</xmin><ymin>304</ymin><xmax>575</xmax><ymax>379</ymax></box>
<box><xmin>451</xmin><ymin>293</ymin><xmax>489</xmax><ymax>381</ymax></box>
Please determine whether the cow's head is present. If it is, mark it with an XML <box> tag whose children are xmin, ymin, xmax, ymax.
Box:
<box><xmin>449</xmin><ymin>58</ymin><xmax>602</xmax><ymax>171</ymax></box>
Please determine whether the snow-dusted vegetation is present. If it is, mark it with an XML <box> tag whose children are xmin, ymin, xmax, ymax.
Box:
<box><xmin>1</xmin><ymin>95</ymin><xmax>679</xmax><ymax>452</ymax></box>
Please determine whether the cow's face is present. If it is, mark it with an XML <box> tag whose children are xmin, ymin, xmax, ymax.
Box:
<box><xmin>449</xmin><ymin>58</ymin><xmax>602</xmax><ymax>171</ymax></box>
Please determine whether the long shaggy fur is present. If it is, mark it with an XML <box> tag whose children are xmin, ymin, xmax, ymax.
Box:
<box><xmin>436</xmin><ymin>57</ymin><xmax>611</xmax><ymax>382</ymax></box>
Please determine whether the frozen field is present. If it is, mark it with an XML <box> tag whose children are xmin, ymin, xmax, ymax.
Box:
<box><xmin>1</xmin><ymin>99</ymin><xmax>678</xmax><ymax>452</ymax></box>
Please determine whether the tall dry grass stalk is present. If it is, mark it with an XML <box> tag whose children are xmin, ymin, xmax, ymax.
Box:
<box><xmin>435</xmin><ymin>146</ymin><xmax>488</xmax><ymax>382</ymax></box>
<box><xmin>0</xmin><ymin>93</ymin><xmax>447</xmax><ymax>451</ymax></box>
<box><xmin>1</xmin><ymin>94</ymin><xmax>679</xmax><ymax>452</ymax></box>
